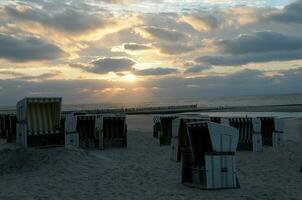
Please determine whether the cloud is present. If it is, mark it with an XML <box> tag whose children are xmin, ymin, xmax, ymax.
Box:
<box><xmin>180</xmin><ymin>6</ymin><xmax>263</xmax><ymax>32</ymax></box>
<box><xmin>0</xmin><ymin>70</ymin><xmax>62</xmax><ymax>80</ymax></box>
<box><xmin>184</xmin><ymin>64</ymin><xmax>212</xmax><ymax>73</ymax></box>
<box><xmin>153</xmin><ymin>43</ymin><xmax>196</xmax><ymax>55</ymax></box>
<box><xmin>220</xmin><ymin>31</ymin><xmax>302</xmax><ymax>54</ymax></box>
<box><xmin>141</xmin><ymin>68</ymin><xmax>302</xmax><ymax>99</ymax></box>
<box><xmin>141</xmin><ymin>12</ymin><xmax>196</xmax><ymax>34</ymax></box>
<box><xmin>197</xmin><ymin>50</ymin><xmax>302</xmax><ymax>66</ymax></box>
<box><xmin>0</xmin><ymin>78</ymin><xmax>112</xmax><ymax>105</ymax></box>
<box><xmin>123</xmin><ymin>43</ymin><xmax>151</xmax><ymax>51</ymax></box>
<box><xmin>0</xmin><ymin>33</ymin><xmax>65</xmax><ymax>62</ymax></box>
<box><xmin>89</xmin><ymin>57</ymin><xmax>136</xmax><ymax>74</ymax></box>
<box><xmin>4</xmin><ymin>5</ymin><xmax>111</xmax><ymax>34</ymax></box>
<box><xmin>0</xmin><ymin>78</ymin><xmax>151</xmax><ymax>105</ymax></box>
<box><xmin>133</xmin><ymin>23</ymin><xmax>198</xmax><ymax>55</ymax></box>
<box><xmin>181</xmin><ymin>12</ymin><xmax>223</xmax><ymax>32</ymax></box>
<box><xmin>69</xmin><ymin>63</ymin><xmax>88</xmax><ymax>70</ymax></box>
<box><xmin>139</xmin><ymin>26</ymin><xmax>190</xmax><ymax>42</ymax></box>
<box><xmin>99</xmin><ymin>0</ymin><xmax>134</xmax><ymax>4</ymax></box>
<box><xmin>196</xmin><ymin>31</ymin><xmax>302</xmax><ymax>66</ymax></box>
<box><xmin>0</xmin><ymin>70</ymin><xmax>25</xmax><ymax>77</ymax></box>
<box><xmin>135</xmin><ymin>67</ymin><xmax>179</xmax><ymax>76</ymax></box>
<box><xmin>264</xmin><ymin>0</ymin><xmax>302</xmax><ymax>24</ymax></box>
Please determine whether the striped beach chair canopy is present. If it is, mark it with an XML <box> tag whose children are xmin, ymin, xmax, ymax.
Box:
<box><xmin>178</xmin><ymin>113</ymin><xmax>209</xmax><ymax>119</ymax></box>
<box><xmin>153</xmin><ymin>115</ymin><xmax>178</xmax><ymax>123</ymax></box>
<box><xmin>153</xmin><ymin>116</ymin><xmax>161</xmax><ymax>124</ymax></box>
<box><xmin>17</xmin><ymin>97</ymin><xmax>62</xmax><ymax>135</ymax></box>
<box><xmin>224</xmin><ymin>117</ymin><xmax>261</xmax><ymax>143</ymax></box>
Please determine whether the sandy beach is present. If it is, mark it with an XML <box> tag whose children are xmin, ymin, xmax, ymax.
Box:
<box><xmin>0</xmin><ymin>117</ymin><xmax>301</xmax><ymax>200</ymax></box>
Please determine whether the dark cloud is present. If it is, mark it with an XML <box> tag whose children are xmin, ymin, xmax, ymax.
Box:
<box><xmin>183</xmin><ymin>12</ymin><xmax>223</xmax><ymax>31</ymax></box>
<box><xmin>184</xmin><ymin>64</ymin><xmax>212</xmax><ymax>73</ymax></box>
<box><xmin>90</xmin><ymin>57</ymin><xmax>136</xmax><ymax>74</ymax></box>
<box><xmin>223</xmin><ymin>69</ymin><xmax>263</xmax><ymax>85</ymax></box>
<box><xmin>99</xmin><ymin>0</ymin><xmax>133</xmax><ymax>4</ymax></box>
<box><xmin>123</xmin><ymin>43</ymin><xmax>151</xmax><ymax>51</ymax></box>
<box><xmin>221</xmin><ymin>31</ymin><xmax>302</xmax><ymax>55</ymax></box>
<box><xmin>154</xmin><ymin>43</ymin><xmax>196</xmax><ymax>55</ymax></box>
<box><xmin>141</xmin><ymin>68</ymin><xmax>302</xmax><ymax>99</ymax></box>
<box><xmin>264</xmin><ymin>0</ymin><xmax>302</xmax><ymax>24</ymax></box>
<box><xmin>0</xmin><ymin>70</ymin><xmax>25</xmax><ymax>76</ymax></box>
<box><xmin>4</xmin><ymin>5</ymin><xmax>110</xmax><ymax>34</ymax></box>
<box><xmin>0</xmin><ymin>34</ymin><xmax>65</xmax><ymax>62</ymax></box>
<box><xmin>0</xmin><ymin>78</ymin><xmax>111</xmax><ymax>105</ymax></box>
<box><xmin>135</xmin><ymin>67</ymin><xmax>178</xmax><ymax>76</ymax></box>
<box><xmin>197</xmin><ymin>50</ymin><xmax>302</xmax><ymax>66</ymax></box>
<box><xmin>0</xmin><ymin>70</ymin><xmax>60</xmax><ymax>80</ymax></box>
<box><xmin>196</xmin><ymin>31</ymin><xmax>302</xmax><ymax>66</ymax></box>
<box><xmin>34</xmin><ymin>72</ymin><xmax>61</xmax><ymax>79</ymax></box>
<box><xmin>141</xmin><ymin>13</ymin><xmax>196</xmax><ymax>34</ymax></box>
<box><xmin>142</xmin><ymin>26</ymin><xmax>189</xmax><ymax>42</ymax></box>
<box><xmin>69</xmin><ymin>63</ymin><xmax>88</xmax><ymax>70</ymax></box>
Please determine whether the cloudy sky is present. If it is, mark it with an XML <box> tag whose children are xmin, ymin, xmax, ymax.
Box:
<box><xmin>0</xmin><ymin>0</ymin><xmax>302</xmax><ymax>105</ymax></box>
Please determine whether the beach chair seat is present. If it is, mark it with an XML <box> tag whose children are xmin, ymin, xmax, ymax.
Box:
<box><xmin>102</xmin><ymin>115</ymin><xmax>127</xmax><ymax>148</ymax></box>
<box><xmin>16</xmin><ymin>97</ymin><xmax>63</xmax><ymax>148</ymax></box>
<box><xmin>158</xmin><ymin>115</ymin><xmax>178</xmax><ymax>145</ymax></box>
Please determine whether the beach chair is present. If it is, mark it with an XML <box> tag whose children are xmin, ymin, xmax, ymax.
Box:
<box><xmin>170</xmin><ymin>116</ymin><xmax>210</xmax><ymax>162</ymax></box>
<box><xmin>16</xmin><ymin>97</ymin><xmax>63</xmax><ymax>147</ymax></box>
<box><xmin>258</xmin><ymin>117</ymin><xmax>284</xmax><ymax>148</ymax></box>
<box><xmin>181</xmin><ymin>121</ymin><xmax>239</xmax><ymax>189</ymax></box>
<box><xmin>6</xmin><ymin>114</ymin><xmax>17</xmax><ymax>143</ymax></box>
<box><xmin>152</xmin><ymin>116</ymin><xmax>161</xmax><ymax>138</ymax></box>
<box><xmin>222</xmin><ymin>117</ymin><xmax>262</xmax><ymax>152</ymax></box>
<box><xmin>102</xmin><ymin>115</ymin><xmax>127</xmax><ymax>148</ymax></box>
<box><xmin>65</xmin><ymin>114</ymin><xmax>103</xmax><ymax>149</ymax></box>
<box><xmin>64</xmin><ymin>113</ymin><xmax>78</xmax><ymax>148</ymax></box>
<box><xmin>299</xmin><ymin>124</ymin><xmax>302</xmax><ymax>172</ymax></box>
<box><xmin>158</xmin><ymin>115</ymin><xmax>178</xmax><ymax>145</ymax></box>
<box><xmin>0</xmin><ymin>114</ymin><xmax>5</xmax><ymax>138</ymax></box>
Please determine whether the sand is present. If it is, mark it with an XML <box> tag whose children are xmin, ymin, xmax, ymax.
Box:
<box><xmin>0</xmin><ymin>117</ymin><xmax>301</xmax><ymax>200</ymax></box>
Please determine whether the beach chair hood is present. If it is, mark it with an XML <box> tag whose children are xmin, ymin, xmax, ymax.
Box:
<box><xmin>207</xmin><ymin>122</ymin><xmax>239</xmax><ymax>152</ymax></box>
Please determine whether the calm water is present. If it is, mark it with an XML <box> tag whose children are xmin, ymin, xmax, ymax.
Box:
<box><xmin>62</xmin><ymin>93</ymin><xmax>302</xmax><ymax>111</ymax></box>
<box><xmin>191</xmin><ymin>112</ymin><xmax>302</xmax><ymax>119</ymax></box>
<box><xmin>1</xmin><ymin>93</ymin><xmax>302</xmax><ymax>112</ymax></box>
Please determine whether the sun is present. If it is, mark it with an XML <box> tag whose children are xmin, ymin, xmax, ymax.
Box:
<box><xmin>122</xmin><ymin>74</ymin><xmax>137</xmax><ymax>82</ymax></box>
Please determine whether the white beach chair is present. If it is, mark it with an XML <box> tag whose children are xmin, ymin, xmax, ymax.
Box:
<box><xmin>65</xmin><ymin>114</ymin><xmax>103</xmax><ymax>149</ymax></box>
<box><xmin>222</xmin><ymin>117</ymin><xmax>262</xmax><ymax>152</ymax></box>
<box><xmin>181</xmin><ymin>121</ymin><xmax>239</xmax><ymax>189</ymax></box>
<box><xmin>258</xmin><ymin>117</ymin><xmax>284</xmax><ymax>148</ymax></box>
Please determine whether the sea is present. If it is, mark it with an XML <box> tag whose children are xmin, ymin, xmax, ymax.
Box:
<box><xmin>58</xmin><ymin>93</ymin><xmax>302</xmax><ymax>110</ymax></box>
<box><xmin>1</xmin><ymin>93</ymin><xmax>302</xmax><ymax>118</ymax></box>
